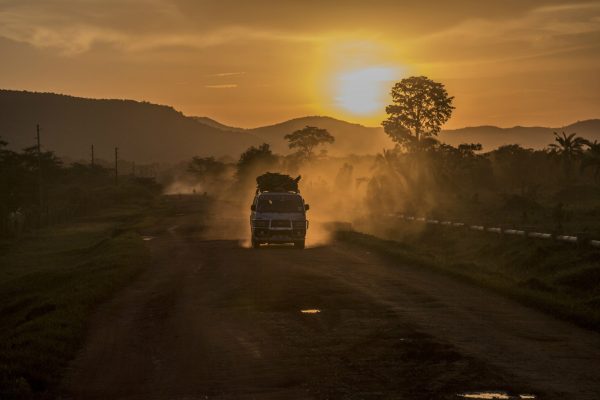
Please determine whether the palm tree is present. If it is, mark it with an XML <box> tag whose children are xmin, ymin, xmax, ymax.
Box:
<box><xmin>581</xmin><ymin>140</ymin><xmax>600</xmax><ymax>182</ymax></box>
<box><xmin>548</xmin><ymin>131</ymin><xmax>588</xmax><ymax>179</ymax></box>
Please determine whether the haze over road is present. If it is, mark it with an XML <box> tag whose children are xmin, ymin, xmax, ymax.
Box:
<box><xmin>65</xmin><ymin>199</ymin><xmax>600</xmax><ymax>399</ymax></box>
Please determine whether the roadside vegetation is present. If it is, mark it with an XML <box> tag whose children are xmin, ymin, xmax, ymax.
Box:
<box><xmin>337</xmin><ymin>226</ymin><xmax>600</xmax><ymax>330</ymax></box>
<box><xmin>0</xmin><ymin>206</ymin><xmax>151</xmax><ymax>399</ymax></box>
<box><xmin>0</xmin><ymin>136</ymin><xmax>161</xmax><ymax>236</ymax></box>
<box><xmin>0</xmin><ymin>188</ymin><xmax>214</xmax><ymax>400</ymax></box>
<box><xmin>334</xmin><ymin>76</ymin><xmax>600</xmax><ymax>330</ymax></box>
<box><xmin>0</xmin><ymin>138</ymin><xmax>163</xmax><ymax>398</ymax></box>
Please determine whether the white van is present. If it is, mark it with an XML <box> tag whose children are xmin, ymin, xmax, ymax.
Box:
<box><xmin>250</xmin><ymin>191</ymin><xmax>309</xmax><ymax>249</ymax></box>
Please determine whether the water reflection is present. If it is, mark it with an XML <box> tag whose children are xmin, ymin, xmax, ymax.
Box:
<box><xmin>459</xmin><ymin>393</ymin><xmax>509</xmax><ymax>399</ymax></box>
<box><xmin>300</xmin><ymin>309</ymin><xmax>320</xmax><ymax>314</ymax></box>
<box><xmin>458</xmin><ymin>392</ymin><xmax>536</xmax><ymax>399</ymax></box>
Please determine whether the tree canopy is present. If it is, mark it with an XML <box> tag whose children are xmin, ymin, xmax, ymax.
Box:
<box><xmin>236</xmin><ymin>143</ymin><xmax>278</xmax><ymax>180</ymax></box>
<box><xmin>0</xmin><ymin>136</ymin><xmax>160</xmax><ymax>235</ymax></box>
<box><xmin>382</xmin><ymin>76</ymin><xmax>454</xmax><ymax>151</ymax></box>
<box><xmin>581</xmin><ymin>140</ymin><xmax>600</xmax><ymax>181</ymax></box>
<box><xmin>187</xmin><ymin>156</ymin><xmax>226</xmax><ymax>178</ymax></box>
<box><xmin>284</xmin><ymin>126</ymin><xmax>335</xmax><ymax>159</ymax></box>
<box><xmin>548</xmin><ymin>131</ymin><xmax>589</xmax><ymax>179</ymax></box>
<box><xmin>548</xmin><ymin>131</ymin><xmax>588</xmax><ymax>159</ymax></box>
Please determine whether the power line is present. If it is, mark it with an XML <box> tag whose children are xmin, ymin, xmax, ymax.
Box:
<box><xmin>115</xmin><ymin>147</ymin><xmax>119</xmax><ymax>184</ymax></box>
<box><xmin>36</xmin><ymin>124</ymin><xmax>43</xmax><ymax>224</ymax></box>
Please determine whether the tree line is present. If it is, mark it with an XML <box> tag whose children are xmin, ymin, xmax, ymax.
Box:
<box><xmin>0</xmin><ymin>138</ymin><xmax>160</xmax><ymax>236</ymax></box>
<box><xmin>371</xmin><ymin>76</ymin><xmax>600</xmax><ymax>233</ymax></box>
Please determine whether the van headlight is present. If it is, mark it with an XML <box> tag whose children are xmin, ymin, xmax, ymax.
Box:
<box><xmin>252</xmin><ymin>219</ymin><xmax>269</xmax><ymax>227</ymax></box>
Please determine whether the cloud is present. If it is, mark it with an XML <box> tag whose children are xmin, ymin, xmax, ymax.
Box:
<box><xmin>209</xmin><ymin>72</ymin><xmax>246</xmax><ymax>77</ymax></box>
<box><xmin>205</xmin><ymin>84</ymin><xmax>238</xmax><ymax>89</ymax></box>
<box><xmin>411</xmin><ymin>1</ymin><xmax>600</xmax><ymax>64</ymax></box>
<box><xmin>0</xmin><ymin>1</ymin><xmax>320</xmax><ymax>55</ymax></box>
<box><xmin>2</xmin><ymin>0</ymin><xmax>579</xmax><ymax>56</ymax></box>
<box><xmin>0</xmin><ymin>19</ymin><xmax>318</xmax><ymax>55</ymax></box>
<box><xmin>533</xmin><ymin>2</ymin><xmax>600</xmax><ymax>13</ymax></box>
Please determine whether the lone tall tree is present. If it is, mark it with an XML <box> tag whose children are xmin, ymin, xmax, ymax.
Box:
<box><xmin>284</xmin><ymin>126</ymin><xmax>335</xmax><ymax>159</ymax></box>
<box><xmin>382</xmin><ymin>76</ymin><xmax>454</xmax><ymax>150</ymax></box>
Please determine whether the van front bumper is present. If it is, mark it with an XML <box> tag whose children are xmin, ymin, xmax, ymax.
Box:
<box><xmin>252</xmin><ymin>228</ymin><xmax>306</xmax><ymax>242</ymax></box>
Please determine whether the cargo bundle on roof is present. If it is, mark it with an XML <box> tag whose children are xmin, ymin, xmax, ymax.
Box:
<box><xmin>256</xmin><ymin>172</ymin><xmax>301</xmax><ymax>193</ymax></box>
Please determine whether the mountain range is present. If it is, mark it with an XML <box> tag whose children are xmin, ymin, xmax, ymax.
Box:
<box><xmin>1</xmin><ymin>90</ymin><xmax>598</xmax><ymax>163</ymax></box>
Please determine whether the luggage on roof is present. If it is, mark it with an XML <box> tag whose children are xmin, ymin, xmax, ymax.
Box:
<box><xmin>256</xmin><ymin>172</ymin><xmax>301</xmax><ymax>193</ymax></box>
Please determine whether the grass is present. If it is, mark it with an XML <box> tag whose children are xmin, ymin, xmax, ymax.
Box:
<box><xmin>0</xmin><ymin>205</ymin><xmax>152</xmax><ymax>399</ymax></box>
<box><xmin>337</xmin><ymin>222</ymin><xmax>600</xmax><ymax>331</ymax></box>
<box><xmin>429</xmin><ymin>184</ymin><xmax>600</xmax><ymax>239</ymax></box>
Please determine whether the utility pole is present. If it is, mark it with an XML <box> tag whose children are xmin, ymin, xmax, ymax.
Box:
<box><xmin>36</xmin><ymin>124</ymin><xmax>43</xmax><ymax>225</ymax></box>
<box><xmin>91</xmin><ymin>144</ymin><xmax>95</xmax><ymax>167</ymax></box>
<box><xmin>115</xmin><ymin>147</ymin><xmax>119</xmax><ymax>184</ymax></box>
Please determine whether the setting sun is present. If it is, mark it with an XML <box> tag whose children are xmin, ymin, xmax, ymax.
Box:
<box><xmin>334</xmin><ymin>66</ymin><xmax>401</xmax><ymax>117</ymax></box>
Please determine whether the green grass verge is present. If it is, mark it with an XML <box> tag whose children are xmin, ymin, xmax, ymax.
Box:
<box><xmin>0</xmin><ymin>206</ymin><xmax>151</xmax><ymax>399</ymax></box>
<box><xmin>336</xmin><ymin>227</ymin><xmax>600</xmax><ymax>331</ymax></box>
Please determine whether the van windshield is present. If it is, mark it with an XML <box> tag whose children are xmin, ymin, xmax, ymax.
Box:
<box><xmin>257</xmin><ymin>195</ymin><xmax>304</xmax><ymax>213</ymax></box>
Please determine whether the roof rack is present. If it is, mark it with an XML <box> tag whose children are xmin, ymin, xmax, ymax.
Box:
<box><xmin>256</xmin><ymin>189</ymin><xmax>300</xmax><ymax>194</ymax></box>
<box><xmin>255</xmin><ymin>172</ymin><xmax>301</xmax><ymax>194</ymax></box>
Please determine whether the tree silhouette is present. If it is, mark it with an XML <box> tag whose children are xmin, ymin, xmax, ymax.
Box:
<box><xmin>581</xmin><ymin>140</ymin><xmax>600</xmax><ymax>181</ymax></box>
<box><xmin>548</xmin><ymin>131</ymin><xmax>588</xmax><ymax>179</ymax></box>
<box><xmin>188</xmin><ymin>156</ymin><xmax>226</xmax><ymax>178</ymax></box>
<box><xmin>491</xmin><ymin>144</ymin><xmax>538</xmax><ymax>195</ymax></box>
<box><xmin>0</xmin><ymin>136</ymin><xmax>160</xmax><ymax>236</ymax></box>
<box><xmin>187</xmin><ymin>156</ymin><xmax>227</xmax><ymax>188</ymax></box>
<box><xmin>382</xmin><ymin>76</ymin><xmax>454</xmax><ymax>151</ymax></box>
<box><xmin>457</xmin><ymin>143</ymin><xmax>483</xmax><ymax>157</ymax></box>
<box><xmin>284</xmin><ymin>126</ymin><xmax>334</xmax><ymax>159</ymax></box>
<box><xmin>236</xmin><ymin>143</ymin><xmax>278</xmax><ymax>181</ymax></box>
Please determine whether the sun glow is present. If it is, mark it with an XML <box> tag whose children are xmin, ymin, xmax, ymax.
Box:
<box><xmin>334</xmin><ymin>66</ymin><xmax>400</xmax><ymax>116</ymax></box>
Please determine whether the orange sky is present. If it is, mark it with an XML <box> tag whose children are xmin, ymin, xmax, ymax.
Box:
<box><xmin>1</xmin><ymin>0</ymin><xmax>599</xmax><ymax>128</ymax></box>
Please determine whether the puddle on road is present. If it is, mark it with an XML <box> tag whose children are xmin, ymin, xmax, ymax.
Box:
<box><xmin>458</xmin><ymin>393</ymin><xmax>509</xmax><ymax>400</ymax></box>
<box><xmin>457</xmin><ymin>392</ymin><xmax>536</xmax><ymax>399</ymax></box>
<box><xmin>300</xmin><ymin>309</ymin><xmax>320</xmax><ymax>314</ymax></box>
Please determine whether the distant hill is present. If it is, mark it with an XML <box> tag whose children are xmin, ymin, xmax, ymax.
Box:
<box><xmin>196</xmin><ymin>116</ymin><xmax>600</xmax><ymax>154</ymax></box>
<box><xmin>0</xmin><ymin>90</ymin><xmax>259</xmax><ymax>163</ymax></box>
<box><xmin>439</xmin><ymin>121</ymin><xmax>600</xmax><ymax>151</ymax></box>
<box><xmin>192</xmin><ymin>116</ymin><xmax>245</xmax><ymax>132</ymax></box>
<box><xmin>190</xmin><ymin>115</ymin><xmax>391</xmax><ymax>155</ymax></box>
<box><xmin>1</xmin><ymin>90</ymin><xmax>598</xmax><ymax>162</ymax></box>
<box><xmin>247</xmin><ymin>116</ymin><xmax>391</xmax><ymax>155</ymax></box>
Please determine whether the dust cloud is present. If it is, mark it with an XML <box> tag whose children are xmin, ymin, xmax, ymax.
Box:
<box><xmin>159</xmin><ymin>139</ymin><xmax>461</xmax><ymax>248</ymax></box>
<box><xmin>160</xmin><ymin>154</ymin><xmax>385</xmax><ymax>247</ymax></box>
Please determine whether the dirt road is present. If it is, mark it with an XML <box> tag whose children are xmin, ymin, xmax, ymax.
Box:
<box><xmin>64</xmin><ymin>204</ymin><xmax>600</xmax><ymax>399</ymax></box>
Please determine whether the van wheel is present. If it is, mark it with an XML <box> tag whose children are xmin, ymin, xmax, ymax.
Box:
<box><xmin>294</xmin><ymin>240</ymin><xmax>305</xmax><ymax>249</ymax></box>
<box><xmin>252</xmin><ymin>239</ymin><xmax>260</xmax><ymax>249</ymax></box>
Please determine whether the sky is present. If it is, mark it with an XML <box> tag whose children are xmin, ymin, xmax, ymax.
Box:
<box><xmin>1</xmin><ymin>0</ymin><xmax>599</xmax><ymax>128</ymax></box>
